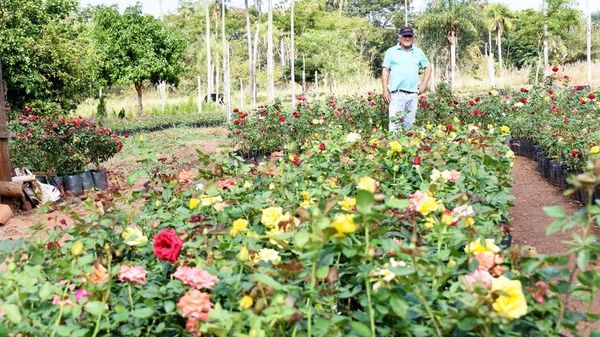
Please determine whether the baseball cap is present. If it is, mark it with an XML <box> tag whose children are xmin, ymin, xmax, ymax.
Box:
<box><xmin>399</xmin><ymin>26</ymin><xmax>414</xmax><ymax>37</ymax></box>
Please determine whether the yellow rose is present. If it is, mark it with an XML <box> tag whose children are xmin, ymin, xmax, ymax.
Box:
<box><xmin>268</xmin><ymin>183</ymin><xmax>275</xmax><ymax>190</ymax></box>
<box><xmin>243</xmin><ymin>181</ymin><xmax>253</xmax><ymax>189</ymax></box>
<box><xmin>121</xmin><ymin>227</ymin><xmax>148</xmax><ymax>246</ymax></box>
<box><xmin>230</xmin><ymin>219</ymin><xmax>249</xmax><ymax>237</ymax></box>
<box><xmin>200</xmin><ymin>195</ymin><xmax>223</xmax><ymax>207</ymax></box>
<box><xmin>71</xmin><ymin>241</ymin><xmax>84</xmax><ymax>256</ymax></box>
<box><xmin>239</xmin><ymin>295</ymin><xmax>254</xmax><ymax>310</ymax></box>
<box><xmin>440</xmin><ymin>212</ymin><xmax>453</xmax><ymax>226</ymax></box>
<box><xmin>238</xmin><ymin>246</ymin><xmax>249</xmax><ymax>261</ymax></box>
<box><xmin>188</xmin><ymin>197</ymin><xmax>200</xmax><ymax>210</ymax></box>
<box><xmin>357</xmin><ymin>176</ymin><xmax>377</xmax><ymax>193</ymax></box>
<box><xmin>505</xmin><ymin>150</ymin><xmax>515</xmax><ymax>159</ymax></box>
<box><xmin>426</xmin><ymin>124</ymin><xmax>433</xmax><ymax>130</ymax></box>
<box><xmin>337</xmin><ymin>197</ymin><xmax>356</xmax><ymax>211</ymax></box>
<box><xmin>254</xmin><ymin>248</ymin><xmax>281</xmax><ymax>265</ymax></box>
<box><xmin>465</xmin><ymin>217</ymin><xmax>475</xmax><ymax>228</ymax></box>
<box><xmin>464</xmin><ymin>238</ymin><xmax>500</xmax><ymax>254</ymax></box>
<box><xmin>261</xmin><ymin>207</ymin><xmax>284</xmax><ymax>228</ymax></box>
<box><xmin>332</xmin><ymin>213</ymin><xmax>357</xmax><ymax>237</ymax></box>
<box><xmin>447</xmin><ymin>259</ymin><xmax>457</xmax><ymax>268</ymax></box>
<box><xmin>490</xmin><ymin>89</ymin><xmax>499</xmax><ymax>96</ymax></box>
<box><xmin>591</xmin><ymin>146</ymin><xmax>600</xmax><ymax>155</ymax></box>
<box><xmin>389</xmin><ymin>141</ymin><xmax>402</xmax><ymax>153</ymax></box>
<box><xmin>424</xmin><ymin>217</ymin><xmax>436</xmax><ymax>229</ymax></box>
<box><xmin>491</xmin><ymin>276</ymin><xmax>528</xmax><ymax>320</ymax></box>
<box><xmin>416</xmin><ymin>197</ymin><xmax>438</xmax><ymax>216</ymax></box>
<box><xmin>499</xmin><ymin>126</ymin><xmax>510</xmax><ymax>134</ymax></box>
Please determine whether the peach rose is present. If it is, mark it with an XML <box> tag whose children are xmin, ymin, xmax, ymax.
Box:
<box><xmin>118</xmin><ymin>265</ymin><xmax>147</xmax><ymax>285</ymax></box>
<box><xmin>177</xmin><ymin>289</ymin><xmax>213</xmax><ymax>321</ymax></box>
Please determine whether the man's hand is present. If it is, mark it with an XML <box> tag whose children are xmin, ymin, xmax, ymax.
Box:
<box><xmin>418</xmin><ymin>83</ymin><xmax>427</xmax><ymax>95</ymax></box>
<box><xmin>383</xmin><ymin>89</ymin><xmax>391</xmax><ymax>103</ymax></box>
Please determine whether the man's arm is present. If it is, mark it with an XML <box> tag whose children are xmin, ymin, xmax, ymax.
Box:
<box><xmin>382</xmin><ymin>67</ymin><xmax>390</xmax><ymax>103</ymax></box>
<box><xmin>418</xmin><ymin>65</ymin><xmax>432</xmax><ymax>95</ymax></box>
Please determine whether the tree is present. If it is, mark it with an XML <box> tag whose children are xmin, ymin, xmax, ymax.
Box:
<box><xmin>416</xmin><ymin>0</ymin><xmax>483</xmax><ymax>90</ymax></box>
<box><xmin>0</xmin><ymin>0</ymin><xmax>98</xmax><ymax>114</ymax></box>
<box><xmin>267</xmin><ymin>0</ymin><xmax>275</xmax><ymax>101</ymax></box>
<box><xmin>290</xmin><ymin>0</ymin><xmax>296</xmax><ymax>109</ymax></box>
<box><xmin>91</xmin><ymin>5</ymin><xmax>185</xmax><ymax>116</ymax></box>
<box><xmin>206</xmin><ymin>1</ymin><xmax>214</xmax><ymax>97</ymax></box>
<box><xmin>484</xmin><ymin>3</ymin><xmax>513</xmax><ymax>71</ymax></box>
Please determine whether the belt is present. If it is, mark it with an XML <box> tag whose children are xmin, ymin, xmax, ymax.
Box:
<box><xmin>391</xmin><ymin>89</ymin><xmax>417</xmax><ymax>94</ymax></box>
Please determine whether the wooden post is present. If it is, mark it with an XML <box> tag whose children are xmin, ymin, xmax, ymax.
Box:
<box><xmin>0</xmin><ymin>58</ymin><xmax>13</xmax><ymax>183</ymax></box>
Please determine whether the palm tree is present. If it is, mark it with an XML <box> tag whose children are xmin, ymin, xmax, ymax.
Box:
<box><xmin>416</xmin><ymin>0</ymin><xmax>482</xmax><ymax>90</ymax></box>
<box><xmin>483</xmin><ymin>3</ymin><xmax>513</xmax><ymax>71</ymax></box>
<box><xmin>290</xmin><ymin>0</ymin><xmax>295</xmax><ymax>110</ymax></box>
<box><xmin>586</xmin><ymin>0</ymin><xmax>592</xmax><ymax>86</ymax></box>
<box><xmin>205</xmin><ymin>1</ymin><xmax>213</xmax><ymax>97</ymax></box>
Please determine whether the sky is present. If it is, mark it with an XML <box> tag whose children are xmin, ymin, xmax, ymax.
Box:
<box><xmin>79</xmin><ymin>0</ymin><xmax>600</xmax><ymax>17</ymax></box>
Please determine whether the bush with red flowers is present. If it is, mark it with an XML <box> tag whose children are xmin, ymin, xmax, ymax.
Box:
<box><xmin>9</xmin><ymin>111</ymin><xmax>122</xmax><ymax>175</ymax></box>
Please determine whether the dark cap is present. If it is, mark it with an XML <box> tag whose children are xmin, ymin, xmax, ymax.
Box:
<box><xmin>399</xmin><ymin>26</ymin><xmax>414</xmax><ymax>36</ymax></box>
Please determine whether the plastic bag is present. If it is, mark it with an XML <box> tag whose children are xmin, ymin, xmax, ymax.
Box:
<box><xmin>37</xmin><ymin>182</ymin><xmax>61</xmax><ymax>203</ymax></box>
<box><xmin>12</xmin><ymin>167</ymin><xmax>36</xmax><ymax>183</ymax></box>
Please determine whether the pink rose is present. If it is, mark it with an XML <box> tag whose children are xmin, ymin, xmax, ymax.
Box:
<box><xmin>118</xmin><ymin>265</ymin><xmax>147</xmax><ymax>285</ymax></box>
<box><xmin>447</xmin><ymin>170</ymin><xmax>461</xmax><ymax>182</ymax></box>
<box><xmin>464</xmin><ymin>269</ymin><xmax>493</xmax><ymax>289</ymax></box>
<box><xmin>474</xmin><ymin>252</ymin><xmax>496</xmax><ymax>271</ymax></box>
<box><xmin>177</xmin><ymin>289</ymin><xmax>213</xmax><ymax>321</ymax></box>
<box><xmin>173</xmin><ymin>266</ymin><xmax>219</xmax><ymax>290</ymax></box>
<box><xmin>74</xmin><ymin>288</ymin><xmax>90</xmax><ymax>302</ymax></box>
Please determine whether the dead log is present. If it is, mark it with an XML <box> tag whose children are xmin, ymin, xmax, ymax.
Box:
<box><xmin>0</xmin><ymin>181</ymin><xmax>23</xmax><ymax>197</ymax></box>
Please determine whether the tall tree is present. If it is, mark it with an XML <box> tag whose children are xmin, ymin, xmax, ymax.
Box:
<box><xmin>252</xmin><ymin>0</ymin><xmax>262</xmax><ymax>106</ymax></box>
<box><xmin>92</xmin><ymin>5</ymin><xmax>185</xmax><ymax>116</ymax></box>
<box><xmin>244</xmin><ymin>0</ymin><xmax>253</xmax><ymax>107</ymax></box>
<box><xmin>484</xmin><ymin>3</ymin><xmax>513</xmax><ymax>71</ymax></box>
<box><xmin>267</xmin><ymin>0</ymin><xmax>275</xmax><ymax>101</ymax></box>
<box><xmin>0</xmin><ymin>0</ymin><xmax>97</xmax><ymax>113</ymax></box>
<box><xmin>543</xmin><ymin>0</ymin><xmax>549</xmax><ymax>73</ymax></box>
<box><xmin>290</xmin><ymin>0</ymin><xmax>296</xmax><ymax>109</ymax></box>
<box><xmin>586</xmin><ymin>0</ymin><xmax>592</xmax><ymax>86</ymax></box>
<box><xmin>205</xmin><ymin>1</ymin><xmax>213</xmax><ymax>97</ymax></box>
<box><xmin>416</xmin><ymin>0</ymin><xmax>483</xmax><ymax>90</ymax></box>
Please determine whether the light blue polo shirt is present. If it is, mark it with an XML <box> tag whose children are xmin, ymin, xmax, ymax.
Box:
<box><xmin>382</xmin><ymin>45</ymin><xmax>429</xmax><ymax>93</ymax></box>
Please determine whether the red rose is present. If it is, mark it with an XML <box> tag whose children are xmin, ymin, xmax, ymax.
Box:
<box><xmin>279</xmin><ymin>117</ymin><xmax>286</xmax><ymax>123</ymax></box>
<box><xmin>233</xmin><ymin>108</ymin><xmax>240</xmax><ymax>113</ymax></box>
<box><xmin>520</xmin><ymin>97</ymin><xmax>527</xmax><ymax>104</ymax></box>
<box><xmin>552</xmin><ymin>65</ymin><xmax>559</xmax><ymax>72</ymax></box>
<box><xmin>413</xmin><ymin>156</ymin><xmax>421</xmax><ymax>166</ymax></box>
<box><xmin>445</xmin><ymin>124</ymin><xmax>453</xmax><ymax>131</ymax></box>
<box><xmin>153</xmin><ymin>228</ymin><xmax>184</xmax><ymax>263</ymax></box>
<box><xmin>367</xmin><ymin>91</ymin><xmax>372</xmax><ymax>96</ymax></box>
<box><xmin>547</xmin><ymin>89</ymin><xmax>554</xmax><ymax>95</ymax></box>
<box><xmin>563</xmin><ymin>118</ymin><xmax>569</xmax><ymax>125</ymax></box>
<box><xmin>293</xmin><ymin>112</ymin><xmax>302</xmax><ymax>118</ymax></box>
<box><xmin>571</xmin><ymin>149</ymin><xmax>580</xmax><ymax>157</ymax></box>
<box><xmin>520</xmin><ymin>88</ymin><xmax>529</xmax><ymax>93</ymax></box>
<box><xmin>468</xmin><ymin>100</ymin><xmax>475</xmax><ymax>106</ymax></box>
<box><xmin>319</xmin><ymin>143</ymin><xmax>326</xmax><ymax>151</ymax></box>
<box><xmin>472</xmin><ymin>109</ymin><xmax>479</xmax><ymax>116</ymax></box>
<box><xmin>475</xmin><ymin>97</ymin><xmax>481</xmax><ymax>102</ymax></box>
<box><xmin>588</xmin><ymin>93</ymin><xmax>596</xmax><ymax>100</ymax></box>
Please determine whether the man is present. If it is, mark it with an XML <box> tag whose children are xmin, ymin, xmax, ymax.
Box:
<box><xmin>382</xmin><ymin>26</ymin><xmax>432</xmax><ymax>131</ymax></box>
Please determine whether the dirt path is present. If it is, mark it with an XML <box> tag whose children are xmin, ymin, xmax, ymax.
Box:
<box><xmin>510</xmin><ymin>155</ymin><xmax>599</xmax><ymax>335</ymax></box>
<box><xmin>509</xmin><ymin>155</ymin><xmax>581</xmax><ymax>254</ymax></box>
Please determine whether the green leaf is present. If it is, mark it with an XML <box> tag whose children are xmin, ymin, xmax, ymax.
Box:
<box><xmin>85</xmin><ymin>301</ymin><xmax>107</xmax><ymax>317</ymax></box>
<box><xmin>162</xmin><ymin>188</ymin><xmax>172</xmax><ymax>202</ymax></box>
<box><xmin>163</xmin><ymin>301</ymin><xmax>175</xmax><ymax>313</ymax></box>
<box><xmin>546</xmin><ymin>220</ymin><xmax>564</xmax><ymax>235</ymax></box>
<box><xmin>385</xmin><ymin>196</ymin><xmax>409</xmax><ymax>210</ymax></box>
<box><xmin>577</xmin><ymin>251</ymin><xmax>590</xmax><ymax>270</ymax></box>
<box><xmin>316</xmin><ymin>265</ymin><xmax>329</xmax><ymax>279</ymax></box>
<box><xmin>1</xmin><ymin>304</ymin><xmax>21</xmax><ymax>324</ymax></box>
<box><xmin>205</xmin><ymin>183</ymin><xmax>219</xmax><ymax>196</ymax></box>
<box><xmin>294</xmin><ymin>230</ymin><xmax>310</xmax><ymax>249</ymax></box>
<box><xmin>131</xmin><ymin>307</ymin><xmax>154</xmax><ymax>319</ymax></box>
<box><xmin>457</xmin><ymin>317</ymin><xmax>478</xmax><ymax>331</ymax></box>
<box><xmin>249</xmin><ymin>273</ymin><xmax>283</xmax><ymax>290</ymax></box>
<box><xmin>350</xmin><ymin>321</ymin><xmax>372</xmax><ymax>337</ymax></box>
<box><xmin>590</xmin><ymin>329</ymin><xmax>600</xmax><ymax>337</ymax></box>
<box><xmin>356</xmin><ymin>190</ymin><xmax>374</xmax><ymax>214</ymax></box>
<box><xmin>543</xmin><ymin>206</ymin><xmax>566</xmax><ymax>219</ymax></box>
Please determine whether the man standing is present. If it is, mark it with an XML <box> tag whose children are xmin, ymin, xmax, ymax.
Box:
<box><xmin>382</xmin><ymin>26</ymin><xmax>432</xmax><ymax>131</ymax></box>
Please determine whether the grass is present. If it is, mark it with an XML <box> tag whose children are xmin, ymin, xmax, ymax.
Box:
<box><xmin>75</xmin><ymin>62</ymin><xmax>599</xmax><ymax>119</ymax></box>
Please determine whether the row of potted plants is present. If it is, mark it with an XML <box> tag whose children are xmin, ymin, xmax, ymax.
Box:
<box><xmin>2</xmin><ymin>106</ymin><xmax>598</xmax><ymax>336</ymax></box>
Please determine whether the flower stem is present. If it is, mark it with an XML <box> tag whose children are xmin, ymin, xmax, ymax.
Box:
<box><xmin>306</xmin><ymin>260</ymin><xmax>317</xmax><ymax>337</ymax></box>
<box><xmin>127</xmin><ymin>283</ymin><xmax>134</xmax><ymax>310</ymax></box>
<box><xmin>364</xmin><ymin>223</ymin><xmax>376</xmax><ymax>336</ymax></box>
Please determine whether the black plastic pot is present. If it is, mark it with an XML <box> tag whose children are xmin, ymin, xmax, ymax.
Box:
<box><xmin>81</xmin><ymin>171</ymin><xmax>95</xmax><ymax>191</ymax></box>
<box><xmin>64</xmin><ymin>173</ymin><xmax>84</xmax><ymax>195</ymax></box>
<box><xmin>91</xmin><ymin>170</ymin><xmax>108</xmax><ymax>190</ymax></box>
<box><xmin>36</xmin><ymin>176</ymin><xmax>47</xmax><ymax>184</ymax></box>
<box><xmin>49</xmin><ymin>176</ymin><xmax>65</xmax><ymax>193</ymax></box>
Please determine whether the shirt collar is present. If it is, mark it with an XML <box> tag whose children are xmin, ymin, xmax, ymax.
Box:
<box><xmin>396</xmin><ymin>44</ymin><xmax>415</xmax><ymax>51</ymax></box>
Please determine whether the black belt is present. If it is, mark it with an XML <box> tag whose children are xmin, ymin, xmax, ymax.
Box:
<box><xmin>391</xmin><ymin>89</ymin><xmax>417</xmax><ymax>94</ymax></box>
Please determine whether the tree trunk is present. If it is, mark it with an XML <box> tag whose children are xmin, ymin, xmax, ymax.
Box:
<box><xmin>497</xmin><ymin>27</ymin><xmax>503</xmax><ymax>72</ymax></box>
<box><xmin>135</xmin><ymin>82</ymin><xmax>144</xmax><ymax>117</ymax></box>
<box><xmin>221</xmin><ymin>0</ymin><xmax>226</xmax><ymax>103</ymax></box>
<box><xmin>0</xmin><ymin>58</ymin><xmax>13</xmax><ymax>182</ymax></box>
<box><xmin>205</xmin><ymin>0</ymin><xmax>213</xmax><ymax>96</ymax></box>
<box><xmin>197</xmin><ymin>75</ymin><xmax>203</xmax><ymax>113</ymax></box>
<box><xmin>302</xmin><ymin>54</ymin><xmax>306</xmax><ymax>94</ymax></box>
<box><xmin>252</xmin><ymin>1</ymin><xmax>261</xmax><ymax>107</ymax></box>
<box><xmin>239</xmin><ymin>79</ymin><xmax>244</xmax><ymax>108</ymax></box>
<box><xmin>216</xmin><ymin>63</ymin><xmax>220</xmax><ymax>98</ymax></box>
<box><xmin>429</xmin><ymin>59</ymin><xmax>436</xmax><ymax>92</ymax></box>
<box><xmin>290</xmin><ymin>0</ymin><xmax>296</xmax><ymax>109</ymax></box>
<box><xmin>266</xmin><ymin>0</ymin><xmax>275</xmax><ymax>101</ymax></box>
<box><xmin>280</xmin><ymin>38</ymin><xmax>286</xmax><ymax>67</ymax></box>
<box><xmin>160</xmin><ymin>82</ymin><xmax>167</xmax><ymax>112</ymax></box>
<box><xmin>543</xmin><ymin>0</ymin><xmax>549</xmax><ymax>74</ymax></box>
<box><xmin>315</xmin><ymin>71</ymin><xmax>318</xmax><ymax>92</ymax></box>
<box><xmin>404</xmin><ymin>0</ymin><xmax>408</xmax><ymax>26</ymax></box>
<box><xmin>245</xmin><ymin>0</ymin><xmax>253</xmax><ymax>106</ymax></box>
<box><xmin>0</xmin><ymin>181</ymin><xmax>23</xmax><ymax>198</ymax></box>
<box><xmin>487</xmin><ymin>35</ymin><xmax>496</xmax><ymax>88</ymax></box>
<box><xmin>449</xmin><ymin>30</ymin><xmax>457</xmax><ymax>91</ymax></box>
<box><xmin>586</xmin><ymin>0</ymin><xmax>592</xmax><ymax>86</ymax></box>
<box><xmin>225</xmin><ymin>43</ymin><xmax>232</xmax><ymax>122</ymax></box>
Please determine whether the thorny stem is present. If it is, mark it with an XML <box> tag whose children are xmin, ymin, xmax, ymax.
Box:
<box><xmin>364</xmin><ymin>224</ymin><xmax>376</xmax><ymax>337</ymax></box>
<box><xmin>49</xmin><ymin>282</ymin><xmax>71</xmax><ymax>337</ymax></box>
<box><xmin>306</xmin><ymin>260</ymin><xmax>317</xmax><ymax>337</ymax></box>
